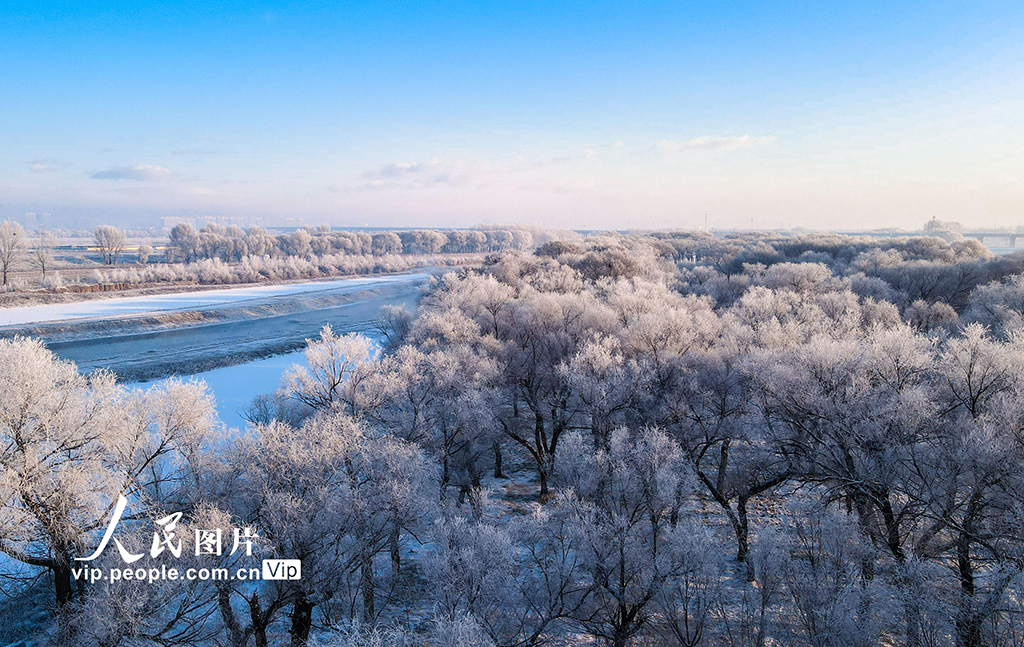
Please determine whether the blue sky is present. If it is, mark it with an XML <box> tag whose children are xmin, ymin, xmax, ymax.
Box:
<box><xmin>1</xmin><ymin>1</ymin><xmax>1022</xmax><ymax>230</ymax></box>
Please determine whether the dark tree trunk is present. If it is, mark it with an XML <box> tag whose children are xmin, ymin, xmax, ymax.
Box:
<box><xmin>611</xmin><ymin>628</ymin><xmax>630</xmax><ymax>647</ymax></box>
<box><xmin>955</xmin><ymin>614</ymin><xmax>982</xmax><ymax>647</ymax></box>
<box><xmin>389</xmin><ymin>523</ymin><xmax>401</xmax><ymax>575</ymax></box>
<box><xmin>536</xmin><ymin>411</ymin><xmax>550</xmax><ymax>500</ymax></box>
<box><xmin>735</xmin><ymin>497</ymin><xmax>750</xmax><ymax>566</ymax></box>
<box><xmin>248</xmin><ymin>592</ymin><xmax>270</xmax><ymax>647</ymax></box>
<box><xmin>252</xmin><ymin>614</ymin><xmax>272</xmax><ymax>647</ymax></box>
<box><xmin>874</xmin><ymin>496</ymin><xmax>921</xmax><ymax>647</ymax></box>
<box><xmin>440</xmin><ymin>455</ymin><xmax>450</xmax><ymax>497</ymax></box>
<box><xmin>592</xmin><ymin>410</ymin><xmax>612</xmax><ymax>450</ymax></box>
<box><xmin>53</xmin><ymin>559</ymin><xmax>74</xmax><ymax>608</ymax></box>
<box><xmin>253</xmin><ymin>624</ymin><xmax>269</xmax><ymax>647</ymax></box>
<box><xmin>955</xmin><ymin>495</ymin><xmax>983</xmax><ymax>647</ymax></box>
<box><xmin>217</xmin><ymin>587</ymin><xmax>252</xmax><ymax>647</ymax></box>
<box><xmin>610</xmin><ymin>603</ymin><xmax>641</xmax><ymax>647</ymax></box>
<box><xmin>493</xmin><ymin>440</ymin><xmax>505</xmax><ymax>478</ymax></box>
<box><xmin>361</xmin><ymin>552</ymin><xmax>375</xmax><ymax>622</ymax></box>
<box><xmin>289</xmin><ymin>594</ymin><xmax>315</xmax><ymax>647</ymax></box>
<box><xmin>728</xmin><ymin>497</ymin><xmax>756</xmax><ymax>582</ymax></box>
<box><xmin>903</xmin><ymin>583</ymin><xmax>922</xmax><ymax>647</ymax></box>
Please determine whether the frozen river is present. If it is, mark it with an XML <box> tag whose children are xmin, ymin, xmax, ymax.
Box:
<box><xmin>148</xmin><ymin>350</ymin><xmax>306</xmax><ymax>431</ymax></box>
<box><xmin>0</xmin><ymin>272</ymin><xmax>433</xmax><ymax>429</ymax></box>
<box><xmin>0</xmin><ymin>274</ymin><xmax>426</xmax><ymax>326</ymax></box>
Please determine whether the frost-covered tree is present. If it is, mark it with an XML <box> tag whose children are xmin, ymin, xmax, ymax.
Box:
<box><xmin>963</xmin><ymin>275</ymin><xmax>1024</xmax><ymax>337</ymax></box>
<box><xmin>372</xmin><ymin>304</ymin><xmax>413</xmax><ymax>352</ymax></box>
<box><xmin>94</xmin><ymin>225</ymin><xmax>127</xmax><ymax>265</ymax></box>
<box><xmin>563</xmin><ymin>336</ymin><xmax>641</xmax><ymax>449</ymax></box>
<box><xmin>51</xmin><ymin>508</ymin><xmax>231</xmax><ymax>647</ymax></box>
<box><xmin>650</xmin><ymin>527</ymin><xmax>725</xmax><ymax>647</ymax></box>
<box><xmin>137</xmin><ymin>243</ymin><xmax>153</xmax><ymax>265</ymax></box>
<box><xmin>280</xmin><ymin>327</ymin><xmax>385</xmax><ymax>418</ymax></box>
<box><xmin>375</xmin><ymin>345</ymin><xmax>499</xmax><ymax>502</ymax></box>
<box><xmin>0</xmin><ymin>219</ymin><xmax>25</xmax><ymax>285</ymax></box>
<box><xmin>168</xmin><ymin>222</ymin><xmax>199</xmax><ymax>263</ymax></box>
<box><xmin>781</xmin><ymin>503</ymin><xmax>897</xmax><ymax>647</ymax></box>
<box><xmin>32</xmin><ymin>231</ymin><xmax>56</xmax><ymax>282</ymax></box>
<box><xmin>751</xmin><ymin>328</ymin><xmax>942</xmax><ymax>644</ymax></box>
<box><xmin>371</xmin><ymin>232</ymin><xmax>402</xmax><ymax>255</ymax></box>
<box><xmin>932</xmin><ymin>326</ymin><xmax>1024</xmax><ymax>647</ymax></box>
<box><xmin>287</xmin><ymin>229</ymin><xmax>313</xmax><ymax>258</ymax></box>
<box><xmin>0</xmin><ymin>338</ymin><xmax>218</xmax><ymax>609</ymax></box>
<box><xmin>554</xmin><ymin>428</ymin><xmax>694</xmax><ymax>647</ymax></box>
<box><xmin>493</xmin><ymin>291</ymin><xmax>617</xmax><ymax>497</ymax></box>
<box><xmin>216</xmin><ymin>413</ymin><xmax>430</xmax><ymax>644</ymax></box>
<box><xmin>665</xmin><ymin>344</ymin><xmax>790</xmax><ymax>567</ymax></box>
<box><xmin>425</xmin><ymin>508</ymin><xmax>587</xmax><ymax>647</ymax></box>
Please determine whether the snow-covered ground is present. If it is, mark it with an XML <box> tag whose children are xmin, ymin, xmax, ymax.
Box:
<box><xmin>0</xmin><ymin>273</ymin><xmax>430</xmax><ymax>327</ymax></box>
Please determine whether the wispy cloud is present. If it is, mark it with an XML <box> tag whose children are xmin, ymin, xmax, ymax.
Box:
<box><xmin>90</xmin><ymin>164</ymin><xmax>174</xmax><ymax>181</ymax></box>
<box><xmin>658</xmin><ymin>135</ymin><xmax>775</xmax><ymax>152</ymax></box>
<box><xmin>26</xmin><ymin>158</ymin><xmax>69</xmax><ymax>173</ymax></box>
<box><xmin>353</xmin><ymin>143</ymin><xmax>621</xmax><ymax>194</ymax></box>
<box><xmin>360</xmin><ymin>158</ymin><xmax>469</xmax><ymax>188</ymax></box>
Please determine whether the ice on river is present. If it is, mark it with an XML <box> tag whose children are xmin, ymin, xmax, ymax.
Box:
<box><xmin>0</xmin><ymin>273</ymin><xmax>429</xmax><ymax>327</ymax></box>
<box><xmin>147</xmin><ymin>342</ymin><xmax>380</xmax><ymax>432</ymax></box>
<box><xmin>150</xmin><ymin>350</ymin><xmax>305</xmax><ymax>432</ymax></box>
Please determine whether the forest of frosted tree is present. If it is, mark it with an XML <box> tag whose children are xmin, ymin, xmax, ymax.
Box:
<box><xmin>4</xmin><ymin>230</ymin><xmax>1024</xmax><ymax>646</ymax></box>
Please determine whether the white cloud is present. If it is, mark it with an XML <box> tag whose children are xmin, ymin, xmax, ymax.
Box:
<box><xmin>360</xmin><ymin>158</ymin><xmax>469</xmax><ymax>188</ymax></box>
<box><xmin>27</xmin><ymin>158</ymin><xmax>68</xmax><ymax>173</ymax></box>
<box><xmin>90</xmin><ymin>164</ymin><xmax>174</xmax><ymax>181</ymax></box>
<box><xmin>357</xmin><ymin>141</ymin><xmax>624</xmax><ymax>192</ymax></box>
<box><xmin>658</xmin><ymin>135</ymin><xmax>775</xmax><ymax>152</ymax></box>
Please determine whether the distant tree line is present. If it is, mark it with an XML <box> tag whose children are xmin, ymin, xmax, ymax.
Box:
<box><xmin>0</xmin><ymin>220</ymin><xmax>570</xmax><ymax>293</ymax></box>
<box><xmin>165</xmin><ymin>223</ymin><xmax>548</xmax><ymax>264</ymax></box>
<box><xmin>632</xmin><ymin>230</ymin><xmax>1024</xmax><ymax>315</ymax></box>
